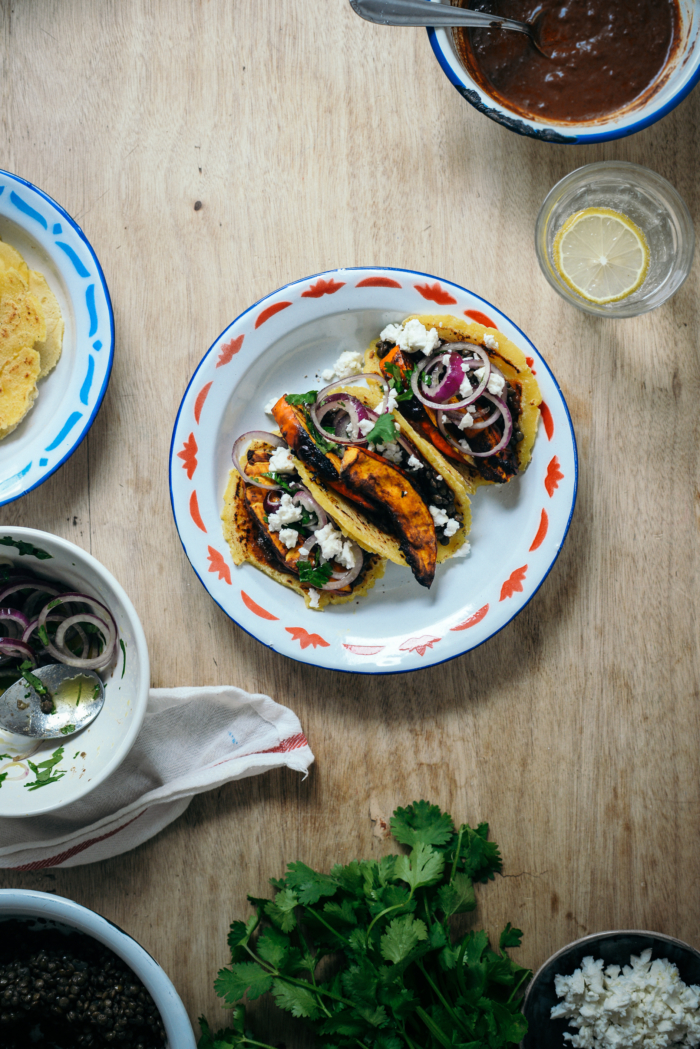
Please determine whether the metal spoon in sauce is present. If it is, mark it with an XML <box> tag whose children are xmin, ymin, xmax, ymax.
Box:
<box><xmin>349</xmin><ymin>0</ymin><xmax>550</xmax><ymax>56</ymax></box>
<box><xmin>0</xmin><ymin>664</ymin><xmax>105</xmax><ymax>738</ymax></box>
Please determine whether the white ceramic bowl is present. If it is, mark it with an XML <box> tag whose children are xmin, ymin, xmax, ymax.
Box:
<box><xmin>428</xmin><ymin>0</ymin><xmax>700</xmax><ymax>143</ymax></box>
<box><xmin>0</xmin><ymin>527</ymin><xmax>149</xmax><ymax>818</ymax></box>
<box><xmin>0</xmin><ymin>888</ymin><xmax>196</xmax><ymax>1048</ymax></box>
<box><xmin>0</xmin><ymin>170</ymin><xmax>114</xmax><ymax>506</ymax></box>
<box><xmin>170</xmin><ymin>266</ymin><xmax>577</xmax><ymax>674</ymax></box>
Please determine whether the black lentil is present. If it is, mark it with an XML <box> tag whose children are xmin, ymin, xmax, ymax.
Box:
<box><xmin>0</xmin><ymin>921</ymin><xmax>166</xmax><ymax>1048</ymax></box>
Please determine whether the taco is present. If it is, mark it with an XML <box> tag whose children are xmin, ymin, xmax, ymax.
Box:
<box><xmin>364</xmin><ymin>315</ymin><xmax>541</xmax><ymax>489</ymax></box>
<box><xmin>222</xmin><ymin>434</ymin><xmax>385</xmax><ymax>610</ymax></box>
<box><xmin>271</xmin><ymin>385</ymin><xmax>470</xmax><ymax>588</ymax></box>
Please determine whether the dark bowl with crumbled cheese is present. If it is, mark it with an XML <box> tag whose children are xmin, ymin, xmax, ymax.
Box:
<box><xmin>521</xmin><ymin>930</ymin><xmax>700</xmax><ymax>1048</ymax></box>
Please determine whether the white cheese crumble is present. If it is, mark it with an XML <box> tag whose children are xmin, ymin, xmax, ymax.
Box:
<box><xmin>483</xmin><ymin>333</ymin><xmax>498</xmax><ymax>350</ymax></box>
<box><xmin>386</xmin><ymin>387</ymin><xmax>399</xmax><ymax>413</ymax></box>
<box><xmin>267</xmin><ymin>446</ymin><xmax>296</xmax><ymax>474</ymax></box>
<box><xmin>451</xmin><ymin>541</ymin><xmax>471</xmax><ymax>558</ymax></box>
<box><xmin>474</xmin><ymin>366</ymin><xmax>506</xmax><ymax>397</ymax></box>
<box><xmin>308</xmin><ymin>588</ymin><xmax>320</xmax><ymax>609</ymax></box>
<box><xmin>407</xmin><ymin>454</ymin><xmax>423</xmax><ymax>471</ymax></box>
<box><xmin>268</xmin><ymin>494</ymin><xmax>303</xmax><ymax>532</ymax></box>
<box><xmin>458</xmin><ymin>408</ymin><xmax>477</xmax><ymax>431</ymax></box>
<box><xmin>358</xmin><ymin>418</ymin><xmax>375</xmax><ymax>437</ymax></box>
<box><xmin>264</xmin><ymin>396</ymin><xmax>280</xmax><ymax>415</ymax></box>
<box><xmin>429</xmin><ymin>504</ymin><xmax>461</xmax><ymax>538</ymax></box>
<box><xmin>323</xmin><ymin>350</ymin><xmax>364</xmax><ymax>383</ymax></box>
<box><xmin>459</xmin><ymin>375</ymin><xmax>474</xmax><ymax>399</ymax></box>
<box><xmin>277</xmin><ymin>527</ymin><xmax>299</xmax><ymax>549</ymax></box>
<box><xmin>377</xmin><ymin>440</ymin><xmax>402</xmax><ymax>464</ymax></box>
<box><xmin>314</xmin><ymin>522</ymin><xmax>356</xmax><ymax>569</ymax></box>
<box><xmin>380</xmin><ymin>318</ymin><xmax>440</xmax><ymax>355</ymax></box>
<box><xmin>551</xmin><ymin>950</ymin><xmax>700</xmax><ymax>1049</ymax></box>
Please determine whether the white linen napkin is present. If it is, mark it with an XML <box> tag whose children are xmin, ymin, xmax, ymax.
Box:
<box><xmin>0</xmin><ymin>686</ymin><xmax>314</xmax><ymax>870</ymax></box>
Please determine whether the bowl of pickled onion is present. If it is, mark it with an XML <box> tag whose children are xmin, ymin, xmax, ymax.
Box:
<box><xmin>0</xmin><ymin>526</ymin><xmax>149</xmax><ymax>818</ymax></box>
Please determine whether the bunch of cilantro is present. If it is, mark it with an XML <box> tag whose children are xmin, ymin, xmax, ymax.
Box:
<box><xmin>199</xmin><ymin>801</ymin><xmax>530</xmax><ymax>1049</ymax></box>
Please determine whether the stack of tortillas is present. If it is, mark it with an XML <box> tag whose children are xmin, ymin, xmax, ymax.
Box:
<box><xmin>0</xmin><ymin>239</ymin><xmax>63</xmax><ymax>440</ymax></box>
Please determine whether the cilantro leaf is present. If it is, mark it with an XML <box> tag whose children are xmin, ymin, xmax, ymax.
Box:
<box><xmin>499</xmin><ymin>922</ymin><xmax>524</xmax><ymax>950</ymax></box>
<box><xmin>380</xmin><ymin>915</ymin><xmax>428</xmax><ymax>964</ymax></box>
<box><xmin>391</xmin><ymin>801</ymin><xmax>455</xmax><ymax>848</ymax></box>
<box><xmin>227</xmin><ymin>917</ymin><xmax>257</xmax><ymax>950</ymax></box>
<box><xmin>214</xmin><ymin>962</ymin><xmax>272</xmax><ymax>1002</ymax></box>
<box><xmin>261</xmin><ymin>471</ymin><xmax>297</xmax><ymax>494</ymax></box>
<box><xmin>264</xmin><ymin>888</ymin><xmax>298</xmax><ymax>932</ymax></box>
<box><xmin>256</xmin><ymin>927</ymin><xmax>290</xmax><ymax>968</ymax></box>
<box><xmin>436</xmin><ymin>871</ymin><xmax>476</xmax><ymax>917</ymax></box>
<box><xmin>271</xmin><ymin>978</ymin><xmax>320</xmax><ymax>1019</ymax></box>
<box><xmin>0</xmin><ymin>536</ymin><xmax>52</xmax><ymax>559</ymax></box>
<box><xmin>285</xmin><ymin>861</ymin><xmax>337</xmax><ymax>905</ymax></box>
<box><xmin>365</xmin><ymin>412</ymin><xmax>398</xmax><ymax>447</ymax></box>
<box><xmin>298</xmin><ymin>560</ymin><xmax>334</xmax><ymax>588</ymax></box>
<box><xmin>394</xmin><ymin>843</ymin><xmax>444</xmax><ymax>890</ymax></box>
<box><xmin>285</xmin><ymin>391</ymin><xmax>318</xmax><ymax>405</ymax></box>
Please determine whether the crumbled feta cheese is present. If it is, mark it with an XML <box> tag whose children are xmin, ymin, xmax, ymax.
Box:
<box><xmin>323</xmin><ymin>350</ymin><xmax>364</xmax><ymax>383</ymax></box>
<box><xmin>474</xmin><ymin>366</ymin><xmax>506</xmax><ymax>397</ymax></box>
<box><xmin>551</xmin><ymin>949</ymin><xmax>700</xmax><ymax>1049</ymax></box>
<box><xmin>378</xmin><ymin>441</ymin><xmax>402</xmax><ymax>464</ymax></box>
<box><xmin>459</xmin><ymin>375</ymin><xmax>473</xmax><ymax>399</ymax></box>
<box><xmin>380</xmin><ymin>322</ymin><xmax>403</xmax><ymax>345</ymax></box>
<box><xmin>443</xmin><ymin>518</ymin><xmax>460</xmax><ymax>538</ymax></box>
<box><xmin>380</xmin><ymin>318</ymin><xmax>440</xmax><ymax>355</ymax></box>
<box><xmin>358</xmin><ymin>418</ymin><xmax>375</xmax><ymax>437</ymax></box>
<box><xmin>267</xmin><ymin>446</ymin><xmax>296</xmax><ymax>474</ymax></box>
<box><xmin>407</xmin><ymin>454</ymin><xmax>423</xmax><ymax>471</ymax></box>
<box><xmin>452</xmin><ymin>541</ymin><xmax>471</xmax><ymax>558</ymax></box>
<box><xmin>429</xmin><ymin>505</ymin><xmax>450</xmax><ymax>527</ymax></box>
<box><xmin>458</xmin><ymin>412</ymin><xmax>475</xmax><ymax>431</ymax></box>
<box><xmin>314</xmin><ymin>522</ymin><xmax>356</xmax><ymax>569</ymax></box>
<box><xmin>441</xmin><ymin>353</ymin><xmax>452</xmax><ymax>366</ymax></box>
<box><xmin>308</xmin><ymin>588</ymin><xmax>320</xmax><ymax>609</ymax></box>
<box><xmin>436</xmin><ymin>475</ymin><xmax>442</xmax><ymax>482</ymax></box>
<box><xmin>268</xmin><ymin>494</ymin><xmax>303</xmax><ymax>532</ymax></box>
<box><xmin>483</xmin><ymin>334</ymin><xmax>498</xmax><ymax>350</ymax></box>
<box><xmin>264</xmin><ymin>396</ymin><xmax>279</xmax><ymax>415</ymax></box>
<box><xmin>386</xmin><ymin>387</ymin><xmax>399</xmax><ymax>413</ymax></box>
<box><xmin>277</xmin><ymin>527</ymin><xmax>299</xmax><ymax>549</ymax></box>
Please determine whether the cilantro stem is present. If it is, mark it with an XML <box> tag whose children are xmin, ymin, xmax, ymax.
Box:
<box><xmin>507</xmin><ymin>966</ymin><xmax>530</xmax><ymax>1004</ymax></box>
<box><xmin>304</xmin><ymin>907</ymin><xmax>353</xmax><ymax>948</ymax></box>
<box><xmin>416</xmin><ymin>962</ymin><xmax>472</xmax><ymax>1038</ymax></box>
<box><xmin>366</xmin><ymin>896</ymin><xmax>412</xmax><ymax>937</ymax></box>
<box><xmin>450</xmin><ymin>825</ymin><xmax>465</xmax><ymax>882</ymax></box>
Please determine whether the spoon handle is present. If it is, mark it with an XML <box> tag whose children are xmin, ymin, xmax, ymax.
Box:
<box><xmin>349</xmin><ymin>0</ymin><xmax>531</xmax><ymax>33</ymax></box>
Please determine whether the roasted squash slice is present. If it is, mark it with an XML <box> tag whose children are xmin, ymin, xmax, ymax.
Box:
<box><xmin>339</xmin><ymin>446</ymin><xmax>437</xmax><ymax>588</ymax></box>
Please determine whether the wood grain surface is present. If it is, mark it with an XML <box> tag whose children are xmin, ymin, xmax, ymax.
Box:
<box><xmin>1</xmin><ymin>0</ymin><xmax>700</xmax><ymax>1043</ymax></box>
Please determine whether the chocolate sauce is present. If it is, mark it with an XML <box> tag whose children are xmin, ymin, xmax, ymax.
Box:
<box><xmin>455</xmin><ymin>0</ymin><xmax>680</xmax><ymax>123</ymax></box>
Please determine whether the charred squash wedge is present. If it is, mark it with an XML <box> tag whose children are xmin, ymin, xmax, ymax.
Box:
<box><xmin>339</xmin><ymin>446</ymin><xmax>437</xmax><ymax>588</ymax></box>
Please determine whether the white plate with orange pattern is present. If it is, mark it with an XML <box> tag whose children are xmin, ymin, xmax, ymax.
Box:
<box><xmin>169</xmin><ymin>268</ymin><xmax>577</xmax><ymax>674</ymax></box>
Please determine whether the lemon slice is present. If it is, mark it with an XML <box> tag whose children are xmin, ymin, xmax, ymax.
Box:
<box><xmin>553</xmin><ymin>208</ymin><xmax>650</xmax><ymax>305</ymax></box>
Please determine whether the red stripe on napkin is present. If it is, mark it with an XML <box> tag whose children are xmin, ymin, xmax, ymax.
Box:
<box><xmin>8</xmin><ymin>812</ymin><xmax>147</xmax><ymax>871</ymax></box>
<box><xmin>260</xmin><ymin>733</ymin><xmax>308</xmax><ymax>754</ymax></box>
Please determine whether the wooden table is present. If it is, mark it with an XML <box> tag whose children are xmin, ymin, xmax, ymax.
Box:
<box><xmin>1</xmin><ymin>1</ymin><xmax>699</xmax><ymax>1043</ymax></box>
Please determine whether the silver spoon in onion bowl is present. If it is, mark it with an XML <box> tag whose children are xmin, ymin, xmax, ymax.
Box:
<box><xmin>348</xmin><ymin>0</ymin><xmax>550</xmax><ymax>56</ymax></box>
<box><xmin>0</xmin><ymin>664</ymin><xmax>105</xmax><ymax>738</ymax></box>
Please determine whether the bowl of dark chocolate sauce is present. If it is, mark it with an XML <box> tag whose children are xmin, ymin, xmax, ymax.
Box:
<box><xmin>427</xmin><ymin>0</ymin><xmax>700</xmax><ymax>142</ymax></box>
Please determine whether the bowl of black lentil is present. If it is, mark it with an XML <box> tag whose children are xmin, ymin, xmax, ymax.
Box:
<box><xmin>0</xmin><ymin>888</ymin><xmax>196</xmax><ymax>1048</ymax></box>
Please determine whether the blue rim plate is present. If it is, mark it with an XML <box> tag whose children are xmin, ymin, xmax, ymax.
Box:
<box><xmin>169</xmin><ymin>267</ymin><xmax>578</xmax><ymax>674</ymax></box>
<box><xmin>0</xmin><ymin>170</ymin><xmax>114</xmax><ymax>506</ymax></box>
